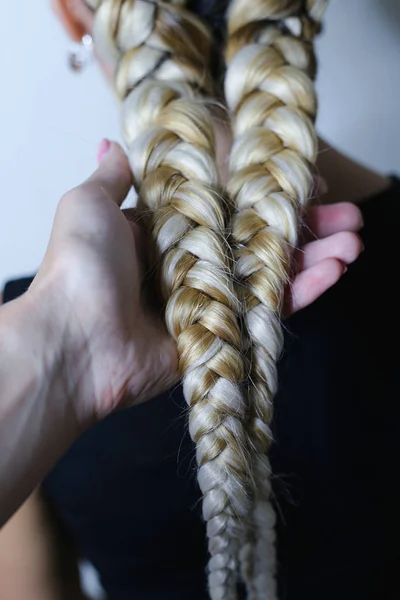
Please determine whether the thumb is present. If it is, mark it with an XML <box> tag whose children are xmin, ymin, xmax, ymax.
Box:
<box><xmin>86</xmin><ymin>140</ymin><xmax>133</xmax><ymax>207</ymax></box>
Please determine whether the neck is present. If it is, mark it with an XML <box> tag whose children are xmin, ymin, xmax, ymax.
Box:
<box><xmin>316</xmin><ymin>138</ymin><xmax>390</xmax><ymax>205</ymax></box>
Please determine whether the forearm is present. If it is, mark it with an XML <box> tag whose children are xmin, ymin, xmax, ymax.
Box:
<box><xmin>0</xmin><ymin>294</ymin><xmax>82</xmax><ymax>526</ymax></box>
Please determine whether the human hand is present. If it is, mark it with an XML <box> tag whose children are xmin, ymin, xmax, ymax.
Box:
<box><xmin>286</xmin><ymin>202</ymin><xmax>364</xmax><ymax>315</ymax></box>
<box><xmin>28</xmin><ymin>141</ymin><xmax>178</xmax><ymax>424</ymax></box>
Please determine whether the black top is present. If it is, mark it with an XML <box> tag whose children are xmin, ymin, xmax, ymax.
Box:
<box><xmin>4</xmin><ymin>179</ymin><xmax>400</xmax><ymax>600</ymax></box>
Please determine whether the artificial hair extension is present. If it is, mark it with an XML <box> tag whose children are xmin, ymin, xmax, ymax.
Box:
<box><xmin>224</xmin><ymin>0</ymin><xmax>327</xmax><ymax>598</ymax></box>
<box><xmin>84</xmin><ymin>1</ymin><xmax>255</xmax><ymax>599</ymax></box>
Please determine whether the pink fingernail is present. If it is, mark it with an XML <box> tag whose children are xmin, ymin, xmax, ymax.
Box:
<box><xmin>97</xmin><ymin>139</ymin><xmax>111</xmax><ymax>164</ymax></box>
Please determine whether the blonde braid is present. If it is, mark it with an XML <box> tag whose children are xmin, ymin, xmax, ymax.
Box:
<box><xmin>86</xmin><ymin>1</ymin><xmax>254</xmax><ymax>598</ymax></box>
<box><xmin>224</xmin><ymin>1</ymin><xmax>326</xmax><ymax>597</ymax></box>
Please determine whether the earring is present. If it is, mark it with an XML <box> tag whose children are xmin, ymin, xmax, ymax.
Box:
<box><xmin>68</xmin><ymin>34</ymin><xmax>93</xmax><ymax>73</ymax></box>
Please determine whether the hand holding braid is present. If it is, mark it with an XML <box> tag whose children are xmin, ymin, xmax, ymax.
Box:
<box><xmin>89</xmin><ymin>1</ymin><xmax>254</xmax><ymax>598</ymax></box>
<box><xmin>224</xmin><ymin>0</ymin><xmax>326</xmax><ymax>597</ymax></box>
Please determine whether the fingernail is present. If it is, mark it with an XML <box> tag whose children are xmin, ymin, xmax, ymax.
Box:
<box><xmin>343</xmin><ymin>265</ymin><xmax>348</xmax><ymax>274</ymax></box>
<box><xmin>97</xmin><ymin>139</ymin><xmax>111</xmax><ymax>164</ymax></box>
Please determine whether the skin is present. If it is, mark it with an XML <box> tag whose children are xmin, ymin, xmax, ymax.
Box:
<box><xmin>0</xmin><ymin>142</ymin><xmax>178</xmax><ymax>526</ymax></box>
<box><xmin>0</xmin><ymin>1</ymin><xmax>389</xmax><ymax>597</ymax></box>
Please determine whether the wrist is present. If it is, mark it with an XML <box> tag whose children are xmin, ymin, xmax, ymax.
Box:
<box><xmin>0</xmin><ymin>287</ymin><xmax>87</xmax><ymax>524</ymax></box>
<box><xmin>1</xmin><ymin>289</ymin><xmax>87</xmax><ymax>431</ymax></box>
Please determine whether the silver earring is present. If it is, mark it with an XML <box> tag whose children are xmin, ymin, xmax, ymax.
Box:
<box><xmin>68</xmin><ymin>34</ymin><xmax>93</xmax><ymax>73</ymax></box>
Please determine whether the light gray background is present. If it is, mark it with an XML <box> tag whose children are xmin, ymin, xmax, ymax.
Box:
<box><xmin>1</xmin><ymin>0</ymin><xmax>399</xmax><ymax>289</ymax></box>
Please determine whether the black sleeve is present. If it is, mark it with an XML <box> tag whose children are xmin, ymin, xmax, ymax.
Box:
<box><xmin>2</xmin><ymin>277</ymin><xmax>35</xmax><ymax>304</ymax></box>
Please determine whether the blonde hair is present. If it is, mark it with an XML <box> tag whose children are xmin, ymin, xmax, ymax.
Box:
<box><xmin>225</xmin><ymin>0</ymin><xmax>326</xmax><ymax>597</ymax></box>
<box><xmin>84</xmin><ymin>0</ymin><xmax>326</xmax><ymax>598</ymax></box>
<box><xmin>88</xmin><ymin>1</ymin><xmax>254</xmax><ymax>599</ymax></box>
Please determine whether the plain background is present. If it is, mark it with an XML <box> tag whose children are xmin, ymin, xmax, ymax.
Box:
<box><xmin>0</xmin><ymin>0</ymin><xmax>399</xmax><ymax>289</ymax></box>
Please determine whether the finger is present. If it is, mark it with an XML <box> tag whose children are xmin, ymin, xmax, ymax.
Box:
<box><xmin>294</xmin><ymin>231</ymin><xmax>364</xmax><ymax>271</ymax></box>
<box><xmin>284</xmin><ymin>257</ymin><xmax>345</xmax><ymax>317</ymax></box>
<box><xmin>303</xmin><ymin>202</ymin><xmax>364</xmax><ymax>241</ymax></box>
<box><xmin>84</xmin><ymin>140</ymin><xmax>133</xmax><ymax>207</ymax></box>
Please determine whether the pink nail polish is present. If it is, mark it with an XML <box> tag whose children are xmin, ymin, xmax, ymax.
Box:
<box><xmin>97</xmin><ymin>139</ymin><xmax>111</xmax><ymax>164</ymax></box>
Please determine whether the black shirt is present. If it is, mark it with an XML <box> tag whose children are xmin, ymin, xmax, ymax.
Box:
<box><xmin>4</xmin><ymin>179</ymin><xmax>400</xmax><ymax>600</ymax></box>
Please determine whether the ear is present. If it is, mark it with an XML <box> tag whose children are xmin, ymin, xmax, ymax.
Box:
<box><xmin>51</xmin><ymin>0</ymin><xmax>94</xmax><ymax>42</ymax></box>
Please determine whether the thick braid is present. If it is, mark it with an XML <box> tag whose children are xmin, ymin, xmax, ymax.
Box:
<box><xmin>224</xmin><ymin>1</ymin><xmax>326</xmax><ymax>597</ymax></box>
<box><xmin>86</xmin><ymin>1</ymin><xmax>254</xmax><ymax>598</ymax></box>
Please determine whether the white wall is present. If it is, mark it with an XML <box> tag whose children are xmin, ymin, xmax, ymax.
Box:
<box><xmin>0</xmin><ymin>1</ymin><xmax>120</xmax><ymax>289</ymax></box>
<box><xmin>316</xmin><ymin>0</ymin><xmax>400</xmax><ymax>173</ymax></box>
<box><xmin>1</xmin><ymin>0</ymin><xmax>399</xmax><ymax>289</ymax></box>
